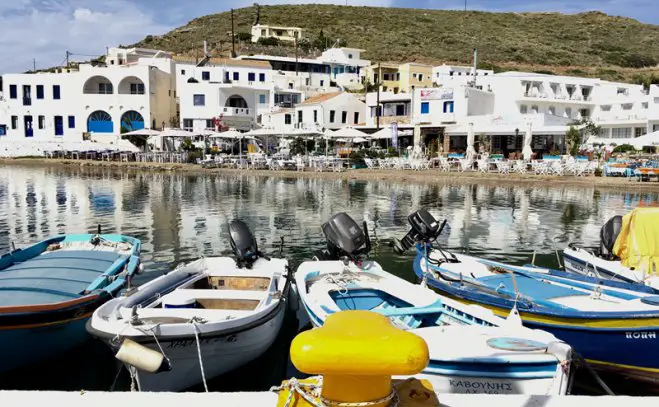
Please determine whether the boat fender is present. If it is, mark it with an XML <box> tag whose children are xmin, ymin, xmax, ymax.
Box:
<box><xmin>115</xmin><ymin>339</ymin><xmax>171</xmax><ymax>373</ymax></box>
<box><xmin>137</xmin><ymin>261</ymin><xmax>145</xmax><ymax>275</ymax></box>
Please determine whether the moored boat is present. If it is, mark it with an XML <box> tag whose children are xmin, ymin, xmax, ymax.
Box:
<box><xmin>87</xmin><ymin>220</ymin><xmax>290</xmax><ymax>392</ymax></box>
<box><xmin>563</xmin><ymin>207</ymin><xmax>659</xmax><ymax>289</ymax></box>
<box><xmin>0</xmin><ymin>232</ymin><xmax>141</xmax><ymax>372</ymax></box>
<box><xmin>399</xmin><ymin>208</ymin><xmax>659</xmax><ymax>384</ymax></box>
<box><xmin>296</xmin><ymin>212</ymin><xmax>573</xmax><ymax>395</ymax></box>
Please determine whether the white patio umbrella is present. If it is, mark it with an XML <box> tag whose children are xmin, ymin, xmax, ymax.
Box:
<box><xmin>352</xmin><ymin>137</ymin><xmax>370</xmax><ymax>143</ymax></box>
<box><xmin>466</xmin><ymin>123</ymin><xmax>476</xmax><ymax>161</ymax></box>
<box><xmin>122</xmin><ymin>128</ymin><xmax>161</xmax><ymax>137</ymax></box>
<box><xmin>522</xmin><ymin>123</ymin><xmax>533</xmax><ymax>161</ymax></box>
<box><xmin>629</xmin><ymin>131</ymin><xmax>659</xmax><ymax>149</ymax></box>
<box><xmin>328</xmin><ymin>126</ymin><xmax>367</xmax><ymax>140</ymax></box>
<box><xmin>160</xmin><ymin>128</ymin><xmax>195</xmax><ymax>138</ymax></box>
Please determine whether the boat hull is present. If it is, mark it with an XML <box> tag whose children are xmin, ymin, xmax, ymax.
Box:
<box><xmin>128</xmin><ymin>307</ymin><xmax>285</xmax><ymax>392</ymax></box>
<box><xmin>0</xmin><ymin>317</ymin><xmax>90</xmax><ymax>373</ymax></box>
<box><xmin>420</xmin><ymin>280</ymin><xmax>659</xmax><ymax>384</ymax></box>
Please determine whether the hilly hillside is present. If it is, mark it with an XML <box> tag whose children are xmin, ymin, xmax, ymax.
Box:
<box><xmin>133</xmin><ymin>4</ymin><xmax>659</xmax><ymax>83</ymax></box>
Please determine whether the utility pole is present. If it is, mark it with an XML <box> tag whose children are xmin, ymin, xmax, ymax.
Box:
<box><xmin>376</xmin><ymin>62</ymin><xmax>381</xmax><ymax>130</ymax></box>
<box><xmin>32</xmin><ymin>58</ymin><xmax>36</xmax><ymax>72</ymax></box>
<box><xmin>231</xmin><ymin>9</ymin><xmax>236</xmax><ymax>58</ymax></box>
<box><xmin>65</xmin><ymin>51</ymin><xmax>70</xmax><ymax>68</ymax></box>
<box><xmin>464</xmin><ymin>0</ymin><xmax>467</xmax><ymax>11</ymax></box>
<box><xmin>295</xmin><ymin>37</ymin><xmax>299</xmax><ymax>77</ymax></box>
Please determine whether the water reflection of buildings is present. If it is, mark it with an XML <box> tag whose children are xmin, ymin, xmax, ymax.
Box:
<box><xmin>1</xmin><ymin>165</ymin><xmax>658</xmax><ymax>271</ymax></box>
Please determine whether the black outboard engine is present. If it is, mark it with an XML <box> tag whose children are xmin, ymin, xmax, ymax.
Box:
<box><xmin>599</xmin><ymin>215</ymin><xmax>623</xmax><ymax>260</ymax></box>
<box><xmin>228</xmin><ymin>220</ymin><xmax>265</xmax><ymax>269</ymax></box>
<box><xmin>316</xmin><ymin>212</ymin><xmax>371</xmax><ymax>262</ymax></box>
<box><xmin>393</xmin><ymin>209</ymin><xmax>445</xmax><ymax>254</ymax></box>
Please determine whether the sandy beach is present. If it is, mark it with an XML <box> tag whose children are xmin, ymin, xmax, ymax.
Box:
<box><xmin>2</xmin><ymin>157</ymin><xmax>658</xmax><ymax>192</ymax></box>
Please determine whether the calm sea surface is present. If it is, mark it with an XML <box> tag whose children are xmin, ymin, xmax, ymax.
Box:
<box><xmin>0</xmin><ymin>164</ymin><xmax>656</xmax><ymax>394</ymax></box>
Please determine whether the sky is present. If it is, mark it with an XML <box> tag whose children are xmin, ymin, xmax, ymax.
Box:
<box><xmin>1</xmin><ymin>0</ymin><xmax>658</xmax><ymax>74</ymax></box>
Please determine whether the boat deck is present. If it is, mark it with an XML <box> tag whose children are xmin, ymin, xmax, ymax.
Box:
<box><xmin>0</xmin><ymin>250</ymin><xmax>125</xmax><ymax>306</ymax></box>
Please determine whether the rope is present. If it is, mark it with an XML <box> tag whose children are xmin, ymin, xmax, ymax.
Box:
<box><xmin>574</xmin><ymin>352</ymin><xmax>614</xmax><ymax>396</ymax></box>
<box><xmin>270</xmin><ymin>376</ymin><xmax>399</xmax><ymax>407</ymax></box>
<box><xmin>190</xmin><ymin>318</ymin><xmax>209</xmax><ymax>392</ymax></box>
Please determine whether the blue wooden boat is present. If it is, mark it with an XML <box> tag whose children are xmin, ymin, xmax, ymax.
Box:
<box><xmin>394</xmin><ymin>209</ymin><xmax>659</xmax><ymax>384</ymax></box>
<box><xmin>0</xmin><ymin>233</ymin><xmax>141</xmax><ymax>372</ymax></box>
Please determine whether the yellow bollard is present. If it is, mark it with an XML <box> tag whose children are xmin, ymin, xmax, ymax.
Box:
<box><xmin>276</xmin><ymin>310</ymin><xmax>436</xmax><ymax>407</ymax></box>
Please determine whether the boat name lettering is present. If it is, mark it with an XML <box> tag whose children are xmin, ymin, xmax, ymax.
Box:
<box><xmin>167</xmin><ymin>338</ymin><xmax>218</xmax><ymax>349</ymax></box>
<box><xmin>448</xmin><ymin>379</ymin><xmax>513</xmax><ymax>393</ymax></box>
<box><xmin>625</xmin><ymin>331</ymin><xmax>657</xmax><ymax>339</ymax></box>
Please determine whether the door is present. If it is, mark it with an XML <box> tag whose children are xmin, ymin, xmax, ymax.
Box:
<box><xmin>24</xmin><ymin>116</ymin><xmax>33</xmax><ymax>137</ymax></box>
<box><xmin>54</xmin><ymin>116</ymin><xmax>64</xmax><ymax>136</ymax></box>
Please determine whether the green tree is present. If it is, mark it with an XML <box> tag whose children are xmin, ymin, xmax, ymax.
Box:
<box><xmin>565</xmin><ymin>126</ymin><xmax>582</xmax><ymax>156</ymax></box>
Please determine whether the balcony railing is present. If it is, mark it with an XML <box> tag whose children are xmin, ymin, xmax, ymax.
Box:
<box><xmin>222</xmin><ymin>107</ymin><xmax>251</xmax><ymax>116</ymax></box>
<box><xmin>522</xmin><ymin>91</ymin><xmax>592</xmax><ymax>102</ymax></box>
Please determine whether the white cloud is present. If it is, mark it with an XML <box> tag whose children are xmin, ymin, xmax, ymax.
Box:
<box><xmin>0</xmin><ymin>0</ymin><xmax>170</xmax><ymax>74</ymax></box>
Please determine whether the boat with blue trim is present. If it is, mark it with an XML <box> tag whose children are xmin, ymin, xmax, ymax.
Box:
<box><xmin>398</xmin><ymin>208</ymin><xmax>659</xmax><ymax>384</ymax></box>
<box><xmin>0</xmin><ymin>231</ymin><xmax>141</xmax><ymax>372</ymax></box>
<box><xmin>563</xmin><ymin>208</ymin><xmax>659</xmax><ymax>290</ymax></box>
<box><xmin>296</xmin><ymin>212</ymin><xmax>573</xmax><ymax>395</ymax></box>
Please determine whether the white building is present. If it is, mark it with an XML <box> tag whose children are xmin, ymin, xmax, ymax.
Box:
<box><xmin>175</xmin><ymin>58</ymin><xmax>276</xmax><ymax>131</ymax></box>
<box><xmin>251</xmin><ymin>25</ymin><xmax>304</xmax><ymax>43</ymax></box>
<box><xmin>0</xmin><ymin>47</ymin><xmax>176</xmax><ymax>141</ymax></box>
<box><xmin>238</xmin><ymin>55</ymin><xmax>335</xmax><ymax>96</ymax></box>
<box><xmin>318</xmin><ymin>48</ymin><xmax>370</xmax><ymax>90</ymax></box>
<box><xmin>432</xmin><ymin>64</ymin><xmax>494</xmax><ymax>87</ymax></box>
<box><xmin>263</xmin><ymin>92</ymin><xmax>366</xmax><ymax>134</ymax></box>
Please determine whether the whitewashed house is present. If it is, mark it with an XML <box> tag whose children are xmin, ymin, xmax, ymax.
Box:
<box><xmin>262</xmin><ymin>92</ymin><xmax>366</xmax><ymax>134</ymax></box>
<box><xmin>0</xmin><ymin>47</ymin><xmax>176</xmax><ymax>142</ymax></box>
<box><xmin>175</xmin><ymin>58</ymin><xmax>275</xmax><ymax>131</ymax></box>
<box><xmin>318</xmin><ymin>48</ymin><xmax>370</xmax><ymax>90</ymax></box>
<box><xmin>238</xmin><ymin>55</ymin><xmax>335</xmax><ymax>96</ymax></box>
<box><xmin>251</xmin><ymin>25</ymin><xmax>304</xmax><ymax>43</ymax></box>
<box><xmin>432</xmin><ymin>64</ymin><xmax>494</xmax><ymax>87</ymax></box>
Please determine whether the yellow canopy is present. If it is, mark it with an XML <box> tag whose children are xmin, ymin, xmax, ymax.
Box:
<box><xmin>613</xmin><ymin>207</ymin><xmax>659</xmax><ymax>277</ymax></box>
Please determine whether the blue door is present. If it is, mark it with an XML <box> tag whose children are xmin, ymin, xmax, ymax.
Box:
<box><xmin>54</xmin><ymin>116</ymin><xmax>64</xmax><ymax>136</ymax></box>
<box><xmin>24</xmin><ymin>116</ymin><xmax>33</xmax><ymax>137</ymax></box>
<box><xmin>87</xmin><ymin>111</ymin><xmax>113</xmax><ymax>133</ymax></box>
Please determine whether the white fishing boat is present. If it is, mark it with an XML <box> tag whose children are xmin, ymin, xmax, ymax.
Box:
<box><xmin>87</xmin><ymin>221</ymin><xmax>290</xmax><ymax>392</ymax></box>
<box><xmin>563</xmin><ymin>208</ymin><xmax>659</xmax><ymax>289</ymax></box>
<box><xmin>296</xmin><ymin>212</ymin><xmax>573</xmax><ymax>395</ymax></box>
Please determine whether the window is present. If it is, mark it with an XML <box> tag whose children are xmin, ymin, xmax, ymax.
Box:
<box><xmin>579</xmin><ymin>108</ymin><xmax>590</xmax><ymax>118</ymax></box>
<box><xmin>298</xmin><ymin>110</ymin><xmax>303</xmax><ymax>123</ymax></box>
<box><xmin>531</xmin><ymin>105</ymin><xmax>538</xmax><ymax>114</ymax></box>
<box><xmin>320</xmin><ymin>80</ymin><xmax>324</xmax><ymax>87</ymax></box>
<box><xmin>233</xmin><ymin>72</ymin><xmax>239</xmax><ymax>81</ymax></box>
<box><xmin>341</xmin><ymin>111</ymin><xmax>347</xmax><ymax>124</ymax></box>
<box><xmin>276</xmin><ymin>30</ymin><xmax>283</xmax><ymax>36</ymax></box>
<box><xmin>353</xmin><ymin>112</ymin><xmax>359</xmax><ymax>124</ymax></box>
<box><xmin>11</xmin><ymin>116</ymin><xmax>18</xmax><ymax>129</ymax></box>
<box><xmin>36</xmin><ymin>85</ymin><xmax>44</xmax><ymax>99</ymax></box>
<box><xmin>98</xmin><ymin>83</ymin><xmax>112</xmax><ymax>94</ymax></box>
<box><xmin>9</xmin><ymin>85</ymin><xmax>17</xmax><ymax>99</ymax></box>
<box><xmin>68</xmin><ymin>116</ymin><xmax>75</xmax><ymax>128</ymax></box>
<box><xmin>548</xmin><ymin>106</ymin><xmax>556</xmax><ymax>115</ymax></box>
<box><xmin>305</xmin><ymin>78</ymin><xmax>310</xmax><ymax>86</ymax></box>
<box><xmin>248</xmin><ymin>72</ymin><xmax>256</xmax><ymax>82</ymax></box>
<box><xmin>329</xmin><ymin>110</ymin><xmax>336</xmax><ymax>123</ymax></box>
<box><xmin>206</xmin><ymin>119</ymin><xmax>214</xmax><ymax>129</ymax></box>
<box><xmin>22</xmin><ymin>85</ymin><xmax>31</xmax><ymax>105</ymax></box>
<box><xmin>348</xmin><ymin>54</ymin><xmax>353</xmax><ymax>59</ymax></box>
<box><xmin>421</xmin><ymin>102</ymin><xmax>430</xmax><ymax>114</ymax></box>
<box><xmin>183</xmin><ymin>119</ymin><xmax>193</xmax><ymax>129</ymax></box>
<box><xmin>314</xmin><ymin>110</ymin><xmax>318</xmax><ymax>123</ymax></box>
<box><xmin>622</xmin><ymin>103</ymin><xmax>633</xmax><ymax>111</ymax></box>
<box><xmin>38</xmin><ymin>115</ymin><xmax>45</xmax><ymax>129</ymax></box>
<box><xmin>285</xmin><ymin>114</ymin><xmax>292</xmax><ymax>125</ymax></box>
<box><xmin>443</xmin><ymin>101</ymin><xmax>454</xmax><ymax>113</ymax></box>
<box><xmin>617</xmin><ymin>88</ymin><xmax>628</xmax><ymax>95</ymax></box>
<box><xmin>130</xmin><ymin>83</ymin><xmax>145</xmax><ymax>95</ymax></box>
<box><xmin>565</xmin><ymin>107</ymin><xmax>572</xmax><ymax>118</ymax></box>
<box><xmin>259</xmin><ymin>73</ymin><xmax>266</xmax><ymax>82</ymax></box>
<box><xmin>0</xmin><ymin>125</ymin><xmax>6</xmax><ymax>136</ymax></box>
<box><xmin>193</xmin><ymin>94</ymin><xmax>205</xmax><ymax>106</ymax></box>
<box><xmin>520</xmin><ymin>105</ymin><xmax>528</xmax><ymax>114</ymax></box>
<box><xmin>601</xmin><ymin>105</ymin><xmax>611</xmax><ymax>112</ymax></box>
<box><xmin>259</xmin><ymin>94</ymin><xmax>267</xmax><ymax>104</ymax></box>
<box><xmin>261</xmin><ymin>29</ymin><xmax>266</xmax><ymax>36</ymax></box>
<box><xmin>635</xmin><ymin>127</ymin><xmax>647</xmax><ymax>138</ymax></box>
<box><xmin>642</xmin><ymin>102</ymin><xmax>649</xmax><ymax>109</ymax></box>
<box><xmin>611</xmin><ymin>128</ymin><xmax>632</xmax><ymax>138</ymax></box>
<box><xmin>181</xmin><ymin>69</ymin><xmax>186</xmax><ymax>75</ymax></box>
<box><xmin>54</xmin><ymin>116</ymin><xmax>63</xmax><ymax>136</ymax></box>
<box><xmin>202</xmin><ymin>71</ymin><xmax>210</xmax><ymax>81</ymax></box>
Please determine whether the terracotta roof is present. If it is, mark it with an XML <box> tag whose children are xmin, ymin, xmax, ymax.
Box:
<box><xmin>174</xmin><ymin>56</ymin><xmax>272</xmax><ymax>69</ymax></box>
<box><xmin>299</xmin><ymin>92</ymin><xmax>342</xmax><ymax>105</ymax></box>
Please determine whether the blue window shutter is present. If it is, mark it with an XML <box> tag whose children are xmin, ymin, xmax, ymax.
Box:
<box><xmin>53</xmin><ymin>85</ymin><xmax>61</xmax><ymax>99</ymax></box>
<box><xmin>259</xmin><ymin>73</ymin><xmax>266</xmax><ymax>82</ymax></box>
<box><xmin>36</xmin><ymin>85</ymin><xmax>44</xmax><ymax>99</ymax></box>
<box><xmin>421</xmin><ymin>102</ymin><xmax>430</xmax><ymax>114</ymax></box>
<box><xmin>233</xmin><ymin>72</ymin><xmax>239</xmax><ymax>81</ymax></box>
<box><xmin>68</xmin><ymin>116</ymin><xmax>75</xmax><ymax>128</ymax></box>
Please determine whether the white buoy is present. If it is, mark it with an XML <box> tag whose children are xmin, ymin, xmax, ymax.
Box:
<box><xmin>115</xmin><ymin>339</ymin><xmax>168</xmax><ymax>373</ymax></box>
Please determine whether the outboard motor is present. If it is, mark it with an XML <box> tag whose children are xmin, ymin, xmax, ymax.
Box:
<box><xmin>599</xmin><ymin>215</ymin><xmax>623</xmax><ymax>260</ymax></box>
<box><xmin>316</xmin><ymin>212</ymin><xmax>371</xmax><ymax>262</ymax></box>
<box><xmin>228</xmin><ymin>220</ymin><xmax>265</xmax><ymax>269</ymax></box>
<box><xmin>393</xmin><ymin>209</ymin><xmax>445</xmax><ymax>254</ymax></box>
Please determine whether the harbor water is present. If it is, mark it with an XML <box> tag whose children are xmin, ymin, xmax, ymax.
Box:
<box><xmin>0</xmin><ymin>164</ymin><xmax>657</xmax><ymax>394</ymax></box>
